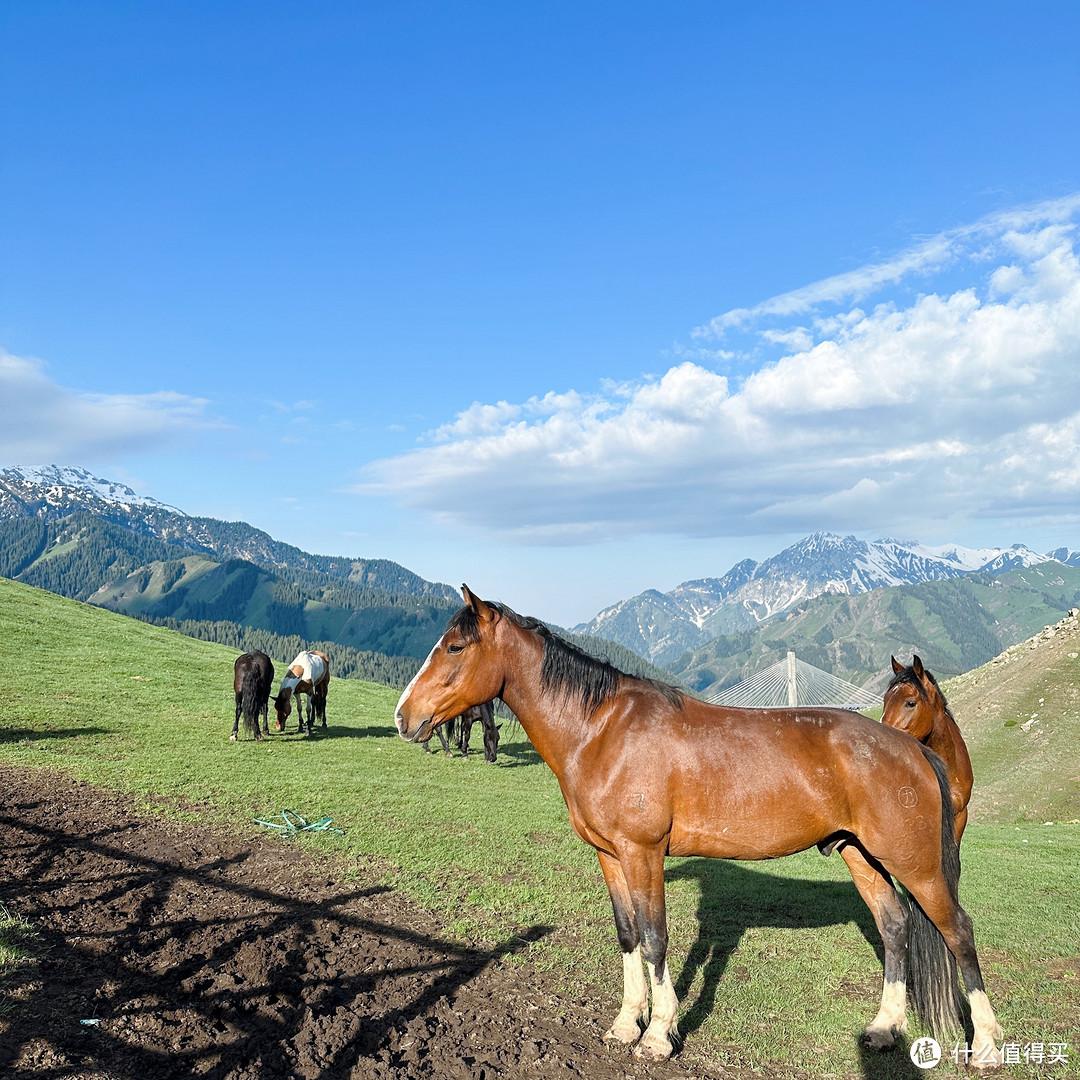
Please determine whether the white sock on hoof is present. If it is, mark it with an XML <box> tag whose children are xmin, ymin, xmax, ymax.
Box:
<box><xmin>864</xmin><ymin>979</ymin><xmax>907</xmax><ymax>1043</ymax></box>
<box><xmin>605</xmin><ymin>947</ymin><xmax>648</xmax><ymax>1043</ymax></box>
<box><xmin>632</xmin><ymin>961</ymin><xmax>679</xmax><ymax>1059</ymax></box>
<box><xmin>968</xmin><ymin>990</ymin><xmax>1003</xmax><ymax>1069</ymax></box>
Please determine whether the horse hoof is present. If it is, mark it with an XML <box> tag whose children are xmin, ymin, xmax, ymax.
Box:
<box><xmin>632</xmin><ymin>1033</ymin><xmax>673</xmax><ymax>1060</ymax></box>
<box><xmin>970</xmin><ymin>1040</ymin><xmax>1004</xmax><ymax>1070</ymax></box>
<box><xmin>603</xmin><ymin>1018</ymin><xmax>642</xmax><ymax>1045</ymax></box>
<box><xmin>860</xmin><ymin>1026</ymin><xmax>897</xmax><ymax>1051</ymax></box>
<box><xmin>229</xmin><ymin>733</ymin><xmax>237</xmax><ymax>742</ymax></box>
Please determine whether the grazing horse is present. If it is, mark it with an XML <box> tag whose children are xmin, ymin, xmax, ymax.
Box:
<box><xmin>272</xmin><ymin>650</ymin><xmax>330</xmax><ymax>735</ymax></box>
<box><xmin>421</xmin><ymin>715</ymin><xmax>458</xmax><ymax>755</ymax></box>
<box><xmin>457</xmin><ymin>700</ymin><xmax>500</xmax><ymax>762</ymax></box>
<box><xmin>883</xmin><ymin>655</ymin><xmax>973</xmax><ymax>843</ymax></box>
<box><xmin>232</xmin><ymin>651</ymin><xmax>274</xmax><ymax>741</ymax></box>
<box><xmin>394</xmin><ymin>587</ymin><xmax>1003</xmax><ymax>1067</ymax></box>
<box><xmin>420</xmin><ymin>703</ymin><xmax>501</xmax><ymax>762</ymax></box>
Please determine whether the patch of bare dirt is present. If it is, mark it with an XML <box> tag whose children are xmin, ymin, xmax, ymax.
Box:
<box><xmin>0</xmin><ymin>766</ymin><xmax>720</xmax><ymax>1079</ymax></box>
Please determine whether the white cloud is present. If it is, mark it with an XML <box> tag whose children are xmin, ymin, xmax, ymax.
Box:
<box><xmin>359</xmin><ymin>198</ymin><xmax>1080</xmax><ymax>543</ymax></box>
<box><xmin>760</xmin><ymin>327</ymin><xmax>813</xmax><ymax>352</ymax></box>
<box><xmin>693</xmin><ymin>192</ymin><xmax>1080</xmax><ymax>339</ymax></box>
<box><xmin>0</xmin><ymin>351</ymin><xmax>212</xmax><ymax>464</ymax></box>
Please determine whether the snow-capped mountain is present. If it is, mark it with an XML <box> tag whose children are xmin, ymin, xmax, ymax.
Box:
<box><xmin>1047</xmin><ymin>546</ymin><xmax>1080</xmax><ymax>568</ymax></box>
<box><xmin>576</xmin><ymin>532</ymin><xmax>1064</xmax><ymax>666</ymax></box>
<box><xmin>0</xmin><ymin>464</ymin><xmax>458</xmax><ymax>601</ymax></box>
<box><xmin>0</xmin><ymin>465</ymin><xmax>183</xmax><ymax>516</ymax></box>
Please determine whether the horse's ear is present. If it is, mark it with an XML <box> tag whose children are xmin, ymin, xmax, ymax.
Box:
<box><xmin>911</xmin><ymin>654</ymin><xmax>925</xmax><ymax>678</ymax></box>
<box><xmin>890</xmin><ymin>655</ymin><xmax>904</xmax><ymax>674</ymax></box>
<box><xmin>461</xmin><ymin>584</ymin><xmax>497</xmax><ymax>622</ymax></box>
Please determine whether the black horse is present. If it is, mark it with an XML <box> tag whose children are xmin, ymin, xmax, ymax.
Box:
<box><xmin>422</xmin><ymin>701</ymin><xmax>500</xmax><ymax>762</ymax></box>
<box><xmin>232</xmin><ymin>651</ymin><xmax>274</xmax><ymax>741</ymax></box>
<box><xmin>458</xmin><ymin>700</ymin><xmax>501</xmax><ymax>762</ymax></box>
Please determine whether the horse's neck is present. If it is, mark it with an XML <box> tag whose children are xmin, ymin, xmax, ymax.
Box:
<box><xmin>495</xmin><ymin>629</ymin><xmax>584</xmax><ymax>779</ymax></box>
<box><xmin>926</xmin><ymin>707</ymin><xmax>970</xmax><ymax>779</ymax></box>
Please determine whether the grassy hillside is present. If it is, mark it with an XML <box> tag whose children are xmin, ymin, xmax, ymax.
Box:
<box><xmin>0</xmin><ymin>577</ymin><xmax>1076</xmax><ymax>1078</ymax></box>
<box><xmin>942</xmin><ymin>608</ymin><xmax>1080</xmax><ymax>825</ymax></box>
<box><xmin>676</xmin><ymin>562</ymin><xmax>1080</xmax><ymax>697</ymax></box>
<box><xmin>0</xmin><ymin>516</ymin><xmax>674</xmax><ymax>692</ymax></box>
<box><xmin>0</xmin><ymin>513</ymin><xmax>457</xmax><ymax>660</ymax></box>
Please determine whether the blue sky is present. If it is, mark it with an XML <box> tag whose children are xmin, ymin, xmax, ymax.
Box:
<box><xmin>3</xmin><ymin>3</ymin><xmax>1080</xmax><ymax>623</ymax></box>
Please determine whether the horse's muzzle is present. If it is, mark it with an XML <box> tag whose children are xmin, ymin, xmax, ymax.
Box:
<box><xmin>396</xmin><ymin>713</ymin><xmax>433</xmax><ymax>743</ymax></box>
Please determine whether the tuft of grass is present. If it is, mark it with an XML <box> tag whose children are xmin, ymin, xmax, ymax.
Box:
<box><xmin>0</xmin><ymin>902</ymin><xmax>39</xmax><ymax>1015</ymax></box>
<box><xmin>0</xmin><ymin>575</ymin><xmax>1077</xmax><ymax>1078</ymax></box>
<box><xmin>0</xmin><ymin>905</ymin><xmax>37</xmax><ymax>975</ymax></box>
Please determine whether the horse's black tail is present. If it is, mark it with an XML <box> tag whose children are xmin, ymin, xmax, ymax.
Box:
<box><xmin>907</xmin><ymin>746</ymin><xmax>965</xmax><ymax>1040</ymax></box>
<box><xmin>240</xmin><ymin>666</ymin><xmax>261</xmax><ymax>738</ymax></box>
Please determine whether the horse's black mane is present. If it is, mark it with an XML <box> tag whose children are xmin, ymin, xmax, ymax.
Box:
<box><xmin>887</xmin><ymin>663</ymin><xmax>956</xmax><ymax>720</ymax></box>
<box><xmin>447</xmin><ymin>603</ymin><xmax>684</xmax><ymax>716</ymax></box>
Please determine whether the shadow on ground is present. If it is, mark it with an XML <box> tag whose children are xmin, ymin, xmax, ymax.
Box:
<box><xmin>0</xmin><ymin>767</ymin><xmax>701</xmax><ymax>1080</ymax></box>
<box><xmin>0</xmin><ymin>786</ymin><xmax>557</xmax><ymax>1080</ymax></box>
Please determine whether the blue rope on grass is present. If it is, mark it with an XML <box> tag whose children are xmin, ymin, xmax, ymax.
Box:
<box><xmin>253</xmin><ymin>809</ymin><xmax>345</xmax><ymax>838</ymax></box>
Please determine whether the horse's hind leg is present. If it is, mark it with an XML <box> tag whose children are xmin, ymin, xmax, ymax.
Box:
<box><xmin>231</xmin><ymin>694</ymin><xmax>241</xmax><ymax>742</ymax></box>
<box><xmin>619</xmin><ymin>841</ymin><xmax>678</xmax><ymax>1060</ymax></box>
<box><xmin>901</xmin><ymin>872</ymin><xmax>1003</xmax><ymax>1069</ymax></box>
<box><xmin>840</xmin><ymin>845</ymin><xmax>909</xmax><ymax>1048</ymax></box>
<box><xmin>597</xmin><ymin>850</ymin><xmax>647</xmax><ymax>1045</ymax></box>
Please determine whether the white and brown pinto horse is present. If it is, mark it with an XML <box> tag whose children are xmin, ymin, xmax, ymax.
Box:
<box><xmin>272</xmin><ymin>650</ymin><xmax>330</xmax><ymax>735</ymax></box>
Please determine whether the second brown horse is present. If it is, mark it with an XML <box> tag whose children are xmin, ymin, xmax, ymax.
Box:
<box><xmin>882</xmin><ymin>654</ymin><xmax>973</xmax><ymax>843</ymax></box>
<box><xmin>394</xmin><ymin>587</ymin><xmax>1003</xmax><ymax>1067</ymax></box>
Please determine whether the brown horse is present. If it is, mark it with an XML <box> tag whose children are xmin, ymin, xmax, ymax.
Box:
<box><xmin>394</xmin><ymin>587</ymin><xmax>1003</xmax><ymax>1067</ymax></box>
<box><xmin>272</xmin><ymin>650</ymin><xmax>331</xmax><ymax>735</ymax></box>
<box><xmin>883</xmin><ymin>655</ymin><xmax>973</xmax><ymax>843</ymax></box>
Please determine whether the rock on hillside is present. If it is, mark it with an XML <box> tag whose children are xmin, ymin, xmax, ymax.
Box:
<box><xmin>944</xmin><ymin>607</ymin><xmax>1080</xmax><ymax>825</ymax></box>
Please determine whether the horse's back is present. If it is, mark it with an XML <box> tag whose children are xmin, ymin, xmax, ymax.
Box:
<box><xmin>286</xmin><ymin>650</ymin><xmax>328</xmax><ymax>688</ymax></box>
<box><xmin>584</xmin><ymin>693</ymin><xmax>943</xmax><ymax>860</ymax></box>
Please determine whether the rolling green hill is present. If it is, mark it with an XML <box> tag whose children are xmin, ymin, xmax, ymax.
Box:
<box><xmin>675</xmin><ymin>562</ymin><xmax>1080</xmax><ymax>697</ymax></box>
<box><xmin>0</xmin><ymin>514</ymin><xmax>675</xmax><ymax>690</ymax></box>
<box><xmin>0</xmin><ymin>514</ymin><xmax>457</xmax><ymax>656</ymax></box>
<box><xmin>942</xmin><ymin>608</ymin><xmax>1080</xmax><ymax>825</ymax></box>
<box><xmin>0</xmin><ymin>576</ymin><xmax>1075</xmax><ymax>1078</ymax></box>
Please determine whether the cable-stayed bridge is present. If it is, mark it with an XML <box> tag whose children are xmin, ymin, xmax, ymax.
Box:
<box><xmin>705</xmin><ymin>650</ymin><xmax>878</xmax><ymax>711</ymax></box>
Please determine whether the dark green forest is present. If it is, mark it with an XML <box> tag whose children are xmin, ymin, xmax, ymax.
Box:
<box><xmin>0</xmin><ymin>513</ymin><xmax>676</xmax><ymax>691</ymax></box>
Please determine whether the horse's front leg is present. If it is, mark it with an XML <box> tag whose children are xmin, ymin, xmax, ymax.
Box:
<box><xmin>620</xmin><ymin>841</ymin><xmax>679</xmax><ymax>1060</ymax></box>
<box><xmin>435</xmin><ymin>723</ymin><xmax>451</xmax><ymax>755</ymax></box>
<box><xmin>597</xmin><ymin>850</ymin><xmax>647</xmax><ymax>1045</ymax></box>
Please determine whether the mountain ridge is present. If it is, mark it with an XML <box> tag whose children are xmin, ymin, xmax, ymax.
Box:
<box><xmin>0</xmin><ymin>465</ymin><xmax>674</xmax><ymax>689</ymax></box>
<box><xmin>577</xmin><ymin>531</ymin><xmax>1068</xmax><ymax>666</ymax></box>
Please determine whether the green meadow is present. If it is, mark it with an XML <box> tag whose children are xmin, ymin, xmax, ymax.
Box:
<box><xmin>1</xmin><ymin>576</ymin><xmax>1076</xmax><ymax>1078</ymax></box>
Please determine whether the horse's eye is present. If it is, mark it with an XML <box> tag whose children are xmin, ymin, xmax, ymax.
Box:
<box><xmin>447</xmin><ymin>644</ymin><xmax>465</xmax><ymax>655</ymax></box>
<box><xmin>905</xmin><ymin>700</ymin><xmax>916</xmax><ymax>708</ymax></box>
